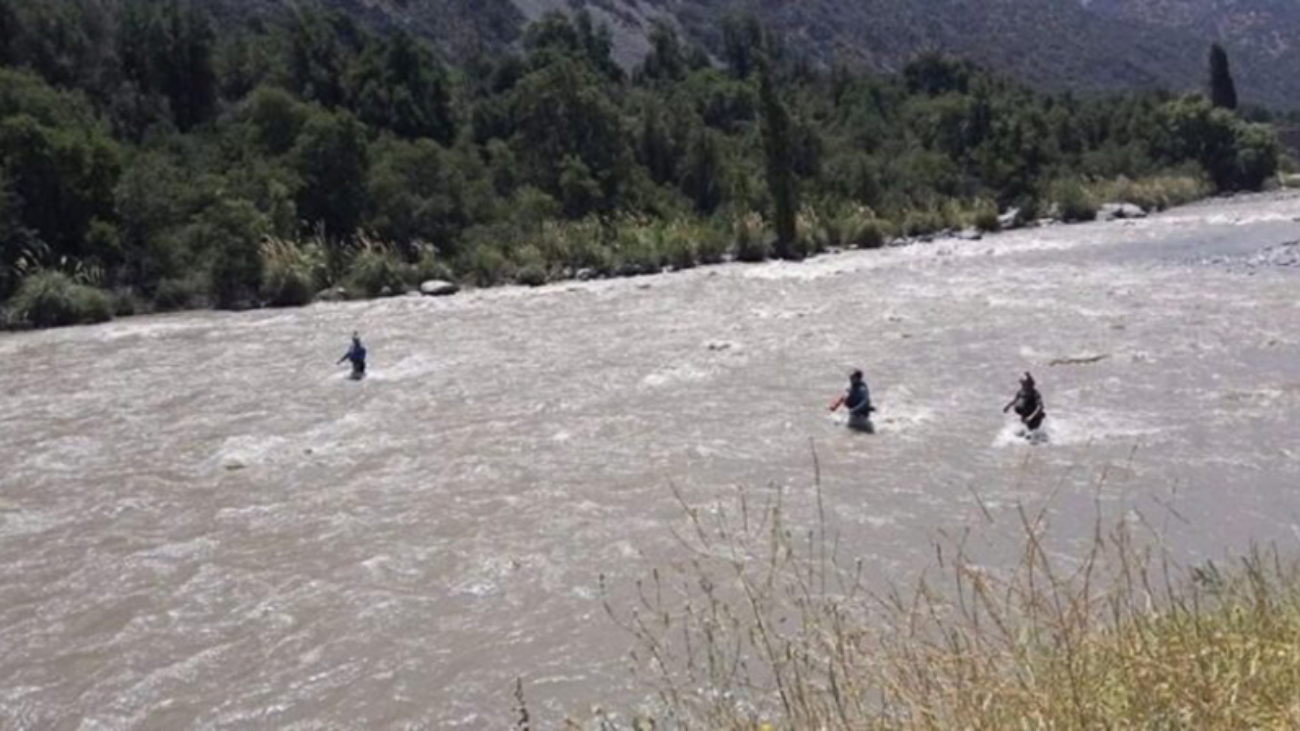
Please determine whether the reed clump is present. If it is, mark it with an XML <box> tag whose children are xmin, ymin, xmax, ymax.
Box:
<box><xmin>592</xmin><ymin>466</ymin><xmax>1300</xmax><ymax>729</ymax></box>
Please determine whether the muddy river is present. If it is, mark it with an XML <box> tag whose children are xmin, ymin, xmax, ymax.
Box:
<box><xmin>2</xmin><ymin>193</ymin><xmax>1298</xmax><ymax>728</ymax></box>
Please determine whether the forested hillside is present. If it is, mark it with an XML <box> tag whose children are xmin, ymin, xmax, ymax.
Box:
<box><xmin>185</xmin><ymin>0</ymin><xmax>1300</xmax><ymax>108</ymax></box>
<box><xmin>0</xmin><ymin>1</ymin><xmax>1281</xmax><ymax>328</ymax></box>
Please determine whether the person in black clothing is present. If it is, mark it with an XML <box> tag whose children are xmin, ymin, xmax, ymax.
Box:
<box><xmin>338</xmin><ymin>332</ymin><xmax>367</xmax><ymax>380</ymax></box>
<box><xmin>1003</xmin><ymin>372</ymin><xmax>1046</xmax><ymax>432</ymax></box>
<box><xmin>831</xmin><ymin>369</ymin><xmax>876</xmax><ymax>432</ymax></box>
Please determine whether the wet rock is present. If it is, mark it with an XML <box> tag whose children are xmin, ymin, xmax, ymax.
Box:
<box><xmin>316</xmin><ymin>286</ymin><xmax>348</xmax><ymax>302</ymax></box>
<box><xmin>420</xmin><ymin>280</ymin><xmax>460</xmax><ymax>297</ymax></box>
<box><xmin>954</xmin><ymin>228</ymin><xmax>983</xmax><ymax>241</ymax></box>
<box><xmin>998</xmin><ymin>208</ymin><xmax>1022</xmax><ymax>230</ymax></box>
<box><xmin>1049</xmin><ymin>353</ymin><xmax>1111</xmax><ymax>367</ymax></box>
<box><xmin>1099</xmin><ymin>202</ymin><xmax>1147</xmax><ymax>221</ymax></box>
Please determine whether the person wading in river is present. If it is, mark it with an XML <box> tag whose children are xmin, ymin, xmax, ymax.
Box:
<box><xmin>1003</xmin><ymin>371</ymin><xmax>1046</xmax><ymax>433</ymax></box>
<box><xmin>830</xmin><ymin>369</ymin><xmax>876</xmax><ymax>432</ymax></box>
<box><xmin>338</xmin><ymin>332</ymin><xmax>367</xmax><ymax>380</ymax></box>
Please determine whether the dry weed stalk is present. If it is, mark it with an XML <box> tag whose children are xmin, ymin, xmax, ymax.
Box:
<box><xmin>595</xmin><ymin>451</ymin><xmax>1300</xmax><ymax>729</ymax></box>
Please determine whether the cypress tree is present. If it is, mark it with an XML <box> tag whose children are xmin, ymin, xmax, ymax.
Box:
<box><xmin>758</xmin><ymin>53</ymin><xmax>800</xmax><ymax>260</ymax></box>
<box><xmin>1209</xmin><ymin>43</ymin><xmax>1238</xmax><ymax>111</ymax></box>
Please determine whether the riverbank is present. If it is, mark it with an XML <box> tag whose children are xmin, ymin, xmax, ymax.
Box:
<box><xmin>2</xmin><ymin>174</ymin><xmax>1213</xmax><ymax>331</ymax></box>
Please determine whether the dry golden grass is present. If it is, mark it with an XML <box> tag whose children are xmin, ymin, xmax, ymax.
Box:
<box><xmin>567</xmin><ymin>457</ymin><xmax>1300</xmax><ymax>730</ymax></box>
<box><xmin>1085</xmin><ymin>175</ymin><xmax>1212</xmax><ymax>213</ymax></box>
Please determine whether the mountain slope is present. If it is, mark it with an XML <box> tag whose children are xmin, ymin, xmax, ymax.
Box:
<box><xmin>1084</xmin><ymin>0</ymin><xmax>1300</xmax><ymax>105</ymax></box>
<box><xmin>229</xmin><ymin>0</ymin><xmax>1300</xmax><ymax>108</ymax></box>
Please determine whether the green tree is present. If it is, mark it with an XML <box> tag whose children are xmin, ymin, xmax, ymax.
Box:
<box><xmin>366</xmin><ymin>137</ymin><xmax>466</xmax><ymax>246</ymax></box>
<box><xmin>161</xmin><ymin>0</ymin><xmax>218</xmax><ymax>131</ymax></box>
<box><xmin>558</xmin><ymin>155</ymin><xmax>601</xmax><ymax>218</ymax></box>
<box><xmin>115</xmin><ymin>0</ymin><xmax>218</xmax><ymax>132</ymax></box>
<box><xmin>0</xmin><ymin>168</ymin><xmax>34</xmax><ymax>299</ymax></box>
<box><xmin>680</xmin><ymin>126</ymin><xmax>724</xmax><ymax>214</ymax></box>
<box><xmin>1209</xmin><ymin>43</ymin><xmax>1238</xmax><ymax>111</ymax></box>
<box><xmin>200</xmin><ymin>199</ymin><xmax>267</xmax><ymax>309</ymax></box>
<box><xmin>525</xmin><ymin>10</ymin><xmax>622</xmax><ymax>81</ymax></box>
<box><xmin>637</xmin><ymin>21</ymin><xmax>686</xmax><ymax>84</ymax></box>
<box><xmin>240</xmin><ymin>85</ymin><xmax>310</xmax><ymax>156</ymax></box>
<box><xmin>722</xmin><ymin>14</ymin><xmax>763</xmax><ymax>79</ymax></box>
<box><xmin>0</xmin><ymin>0</ymin><xmax>19</xmax><ymax>66</ymax></box>
<box><xmin>348</xmin><ymin>31</ymin><xmax>455</xmax><ymax>144</ymax></box>
<box><xmin>292</xmin><ymin>110</ymin><xmax>369</xmax><ymax>239</ymax></box>
<box><xmin>637</xmin><ymin>103</ymin><xmax>681</xmax><ymax>186</ymax></box>
<box><xmin>216</xmin><ymin>28</ymin><xmax>277</xmax><ymax>101</ymax></box>
<box><xmin>114</xmin><ymin>151</ymin><xmax>188</xmax><ymax>287</ymax></box>
<box><xmin>509</xmin><ymin>54</ymin><xmax>631</xmax><ymax>214</ymax></box>
<box><xmin>286</xmin><ymin>9</ymin><xmax>360</xmax><ymax>109</ymax></box>
<box><xmin>1155</xmin><ymin>95</ymin><xmax>1276</xmax><ymax>191</ymax></box>
<box><xmin>758</xmin><ymin>56</ymin><xmax>800</xmax><ymax>259</ymax></box>
<box><xmin>0</xmin><ymin>84</ymin><xmax>119</xmax><ymax>260</ymax></box>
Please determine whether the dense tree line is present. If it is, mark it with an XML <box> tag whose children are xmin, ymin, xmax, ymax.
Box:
<box><xmin>0</xmin><ymin>1</ymin><xmax>1282</xmax><ymax>327</ymax></box>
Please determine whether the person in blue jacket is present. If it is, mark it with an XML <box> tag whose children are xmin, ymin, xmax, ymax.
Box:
<box><xmin>338</xmin><ymin>332</ymin><xmax>367</xmax><ymax>380</ymax></box>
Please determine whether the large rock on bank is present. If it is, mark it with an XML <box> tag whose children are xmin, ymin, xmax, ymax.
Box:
<box><xmin>1098</xmin><ymin>202</ymin><xmax>1148</xmax><ymax>221</ymax></box>
<box><xmin>420</xmin><ymin>280</ymin><xmax>460</xmax><ymax>297</ymax></box>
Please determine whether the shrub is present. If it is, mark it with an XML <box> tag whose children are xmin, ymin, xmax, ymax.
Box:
<box><xmin>612</xmin><ymin>220</ymin><xmax>665</xmax><ymax>276</ymax></box>
<box><xmin>109</xmin><ymin>289</ymin><xmax>139</xmax><ymax>317</ymax></box>
<box><xmin>345</xmin><ymin>240</ymin><xmax>414</xmax><ymax>298</ymax></box>
<box><xmin>662</xmin><ymin>220</ymin><xmax>700</xmax><ymax>271</ymax></box>
<box><xmin>1050</xmin><ymin>179</ymin><xmax>1099</xmax><ymax>222</ymax></box>
<box><xmin>900</xmin><ymin>207</ymin><xmax>946</xmax><ymax>237</ymax></box>
<box><xmin>412</xmin><ymin>244</ymin><xmax>456</xmax><ymax>284</ymax></box>
<box><xmin>261</xmin><ymin>238</ymin><xmax>326</xmax><ymax>308</ymax></box>
<box><xmin>512</xmin><ymin>245</ymin><xmax>550</xmax><ymax>287</ymax></box>
<box><xmin>798</xmin><ymin>207</ymin><xmax>829</xmax><ymax>255</ymax></box>
<box><xmin>6</xmin><ymin>271</ymin><xmax>112</xmax><ymax>328</ymax></box>
<box><xmin>733</xmin><ymin>212</ymin><xmax>771</xmax><ymax>262</ymax></box>
<box><xmin>695</xmin><ymin>222</ymin><xmax>732</xmax><ymax>265</ymax></box>
<box><xmin>184</xmin><ymin>200</ymin><xmax>268</xmax><ymax>310</ymax></box>
<box><xmin>841</xmin><ymin>205</ymin><xmax>888</xmax><ymax>249</ymax></box>
<box><xmin>456</xmin><ymin>244</ymin><xmax>512</xmax><ymax>287</ymax></box>
<box><xmin>153</xmin><ymin>276</ymin><xmax>207</xmax><ymax>312</ymax></box>
<box><xmin>536</xmin><ymin>218</ymin><xmax>608</xmax><ymax>275</ymax></box>
<box><xmin>972</xmin><ymin>199</ymin><xmax>1001</xmax><ymax>232</ymax></box>
<box><xmin>1086</xmin><ymin>175</ymin><xmax>1210</xmax><ymax>213</ymax></box>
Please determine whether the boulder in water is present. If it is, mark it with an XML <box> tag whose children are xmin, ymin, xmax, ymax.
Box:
<box><xmin>420</xmin><ymin>280</ymin><xmax>460</xmax><ymax>297</ymax></box>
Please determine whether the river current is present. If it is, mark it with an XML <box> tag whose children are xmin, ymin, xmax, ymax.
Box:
<box><xmin>2</xmin><ymin>193</ymin><xmax>1299</xmax><ymax>728</ymax></box>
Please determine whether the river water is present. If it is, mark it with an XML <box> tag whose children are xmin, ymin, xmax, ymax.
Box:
<box><xmin>2</xmin><ymin>193</ymin><xmax>1299</xmax><ymax>728</ymax></box>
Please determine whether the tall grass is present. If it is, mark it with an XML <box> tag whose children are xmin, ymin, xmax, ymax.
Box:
<box><xmin>733</xmin><ymin>212</ymin><xmax>772</xmax><ymax>263</ymax></box>
<box><xmin>1085</xmin><ymin>175</ymin><xmax>1212</xmax><ymax>212</ymax></box>
<box><xmin>344</xmin><ymin>236</ymin><xmax>415</xmax><ymax>298</ymax></box>
<box><xmin>1050</xmin><ymin>179</ymin><xmax>1100</xmax><ymax>222</ymax></box>
<box><xmin>260</xmin><ymin>236</ymin><xmax>326</xmax><ymax>307</ymax></box>
<box><xmin>594</xmin><ymin>464</ymin><xmax>1300</xmax><ymax>729</ymax></box>
<box><xmin>6</xmin><ymin>270</ymin><xmax>112</xmax><ymax>328</ymax></box>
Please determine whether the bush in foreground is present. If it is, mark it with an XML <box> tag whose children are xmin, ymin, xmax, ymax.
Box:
<box><xmin>6</xmin><ymin>271</ymin><xmax>112</xmax><ymax>328</ymax></box>
<box><xmin>590</xmin><ymin>479</ymin><xmax>1300</xmax><ymax>729</ymax></box>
